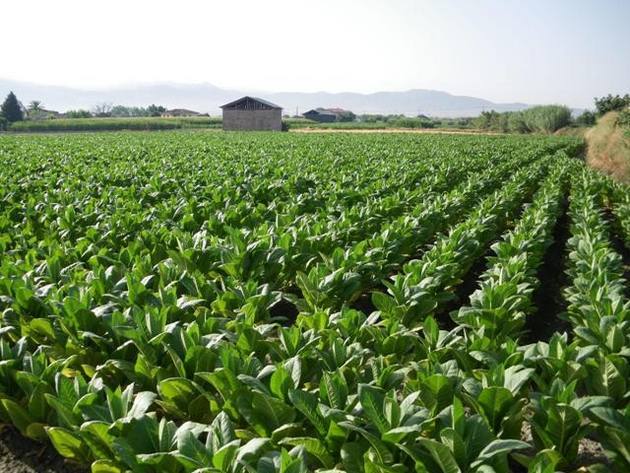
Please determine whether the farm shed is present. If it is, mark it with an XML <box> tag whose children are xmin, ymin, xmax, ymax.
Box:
<box><xmin>161</xmin><ymin>109</ymin><xmax>200</xmax><ymax>117</ymax></box>
<box><xmin>303</xmin><ymin>108</ymin><xmax>338</xmax><ymax>123</ymax></box>
<box><xmin>220</xmin><ymin>96</ymin><xmax>282</xmax><ymax>131</ymax></box>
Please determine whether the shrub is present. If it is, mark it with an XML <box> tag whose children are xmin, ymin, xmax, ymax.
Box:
<box><xmin>618</xmin><ymin>109</ymin><xmax>630</xmax><ymax>127</ymax></box>
<box><xmin>337</xmin><ymin>111</ymin><xmax>357</xmax><ymax>122</ymax></box>
<box><xmin>65</xmin><ymin>109</ymin><xmax>93</xmax><ymax>118</ymax></box>
<box><xmin>474</xmin><ymin>110</ymin><xmax>507</xmax><ymax>131</ymax></box>
<box><xmin>508</xmin><ymin>112</ymin><xmax>529</xmax><ymax>133</ymax></box>
<box><xmin>519</xmin><ymin>105</ymin><xmax>572</xmax><ymax>133</ymax></box>
<box><xmin>477</xmin><ymin>106</ymin><xmax>572</xmax><ymax>134</ymax></box>
<box><xmin>575</xmin><ymin>110</ymin><xmax>596</xmax><ymax>126</ymax></box>
<box><xmin>390</xmin><ymin>117</ymin><xmax>434</xmax><ymax>129</ymax></box>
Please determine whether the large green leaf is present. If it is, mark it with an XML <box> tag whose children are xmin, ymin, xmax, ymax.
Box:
<box><xmin>476</xmin><ymin>386</ymin><xmax>513</xmax><ymax>433</ymax></box>
<box><xmin>280</xmin><ymin>436</ymin><xmax>335</xmax><ymax>468</ymax></box>
<box><xmin>237</xmin><ymin>389</ymin><xmax>295</xmax><ymax>436</ymax></box>
<box><xmin>358</xmin><ymin>384</ymin><xmax>390</xmax><ymax>434</ymax></box>
<box><xmin>471</xmin><ymin>439</ymin><xmax>530</xmax><ymax>468</ymax></box>
<box><xmin>288</xmin><ymin>388</ymin><xmax>327</xmax><ymax>435</ymax></box>
<box><xmin>339</xmin><ymin>421</ymin><xmax>394</xmax><ymax>465</ymax></box>
<box><xmin>47</xmin><ymin>426</ymin><xmax>89</xmax><ymax>461</ymax></box>
<box><xmin>416</xmin><ymin>438</ymin><xmax>461</xmax><ymax>473</ymax></box>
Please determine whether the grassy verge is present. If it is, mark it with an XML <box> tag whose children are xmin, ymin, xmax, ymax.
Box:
<box><xmin>585</xmin><ymin>112</ymin><xmax>630</xmax><ymax>183</ymax></box>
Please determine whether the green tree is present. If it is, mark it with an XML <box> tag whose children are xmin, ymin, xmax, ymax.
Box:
<box><xmin>65</xmin><ymin>109</ymin><xmax>92</xmax><ymax>118</ymax></box>
<box><xmin>337</xmin><ymin>111</ymin><xmax>356</xmax><ymax>122</ymax></box>
<box><xmin>92</xmin><ymin>102</ymin><xmax>113</xmax><ymax>117</ymax></box>
<box><xmin>1</xmin><ymin>92</ymin><xmax>24</xmax><ymax>122</ymax></box>
<box><xmin>575</xmin><ymin>110</ymin><xmax>596</xmax><ymax>126</ymax></box>
<box><xmin>28</xmin><ymin>100</ymin><xmax>42</xmax><ymax>112</ymax></box>
<box><xmin>508</xmin><ymin>112</ymin><xmax>529</xmax><ymax>133</ymax></box>
<box><xmin>110</xmin><ymin>105</ymin><xmax>135</xmax><ymax>117</ymax></box>
<box><xmin>474</xmin><ymin>110</ymin><xmax>508</xmax><ymax>131</ymax></box>
<box><xmin>147</xmin><ymin>104</ymin><xmax>166</xmax><ymax>117</ymax></box>
<box><xmin>593</xmin><ymin>94</ymin><xmax>630</xmax><ymax>115</ymax></box>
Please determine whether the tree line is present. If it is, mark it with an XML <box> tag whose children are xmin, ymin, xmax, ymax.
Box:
<box><xmin>473</xmin><ymin>105</ymin><xmax>573</xmax><ymax>133</ymax></box>
<box><xmin>2</xmin><ymin>91</ymin><xmax>629</xmax><ymax>132</ymax></box>
<box><xmin>0</xmin><ymin>91</ymin><xmax>170</xmax><ymax>129</ymax></box>
<box><xmin>474</xmin><ymin>94</ymin><xmax>630</xmax><ymax>134</ymax></box>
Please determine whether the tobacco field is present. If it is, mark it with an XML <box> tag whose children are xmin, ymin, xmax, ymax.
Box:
<box><xmin>0</xmin><ymin>131</ymin><xmax>628</xmax><ymax>473</ymax></box>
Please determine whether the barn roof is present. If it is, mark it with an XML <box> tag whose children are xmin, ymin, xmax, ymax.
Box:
<box><xmin>164</xmin><ymin>108</ymin><xmax>200</xmax><ymax>115</ymax></box>
<box><xmin>220</xmin><ymin>96</ymin><xmax>282</xmax><ymax>110</ymax></box>
<box><xmin>326</xmin><ymin>107</ymin><xmax>349</xmax><ymax>114</ymax></box>
<box><xmin>304</xmin><ymin>108</ymin><xmax>338</xmax><ymax>117</ymax></box>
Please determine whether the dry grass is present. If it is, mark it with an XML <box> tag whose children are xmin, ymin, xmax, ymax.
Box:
<box><xmin>585</xmin><ymin>112</ymin><xmax>630</xmax><ymax>183</ymax></box>
<box><xmin>554</xmin><ymin>126</ymin><xmax>588</xmax><ymax>138</ymax></box>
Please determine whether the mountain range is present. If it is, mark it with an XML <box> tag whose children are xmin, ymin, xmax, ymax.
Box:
<box><xmin>0</xmin><ymin>79</ymin><xmax>532</xmax><ymax>117</ymax></box>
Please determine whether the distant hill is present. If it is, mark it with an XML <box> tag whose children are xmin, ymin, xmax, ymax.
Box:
<box><xmin>0</xmin><ymin>79</ymin><xmax>532</xmax><ymax>117</ymax></box>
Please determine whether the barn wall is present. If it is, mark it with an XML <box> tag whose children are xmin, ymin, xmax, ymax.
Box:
<box><xmin>222</xmin><ymin>109</ymin><xmax>282</xmax><ymax>131</ymax></box>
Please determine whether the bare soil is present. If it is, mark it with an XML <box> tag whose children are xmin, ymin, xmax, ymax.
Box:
<box><xmin>524</xmin><ymin>195</ymin><xmax>572</xmax><ymax>343</ymax></box>
<box><xmin>520</xmin><ymin>421</ymin><xmax>609</xmax><ymax>469</ymax></box>
<box><xmin>0</xmin><ymin>426</ymin><xmax>86</xmax><ymax>473</ymax></box>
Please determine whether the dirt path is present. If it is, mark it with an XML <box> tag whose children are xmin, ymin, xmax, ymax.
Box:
<box><xmin>0</xmin><ymin>426</ymin><xmax>86</xmax><ymax>473</ymax></box>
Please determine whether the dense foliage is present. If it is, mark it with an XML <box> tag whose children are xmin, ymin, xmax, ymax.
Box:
<box><xmin>289</xmin><ymin>115</ymin><xmax>471</xmax><ymax>130</ymax></box>
<box><xmin>617</xmin><ymin>109</ymin><xmax>630</xmax><ymax>127</ymax></box>
<box><xmin>594</xmin><ymin>94</ymin><xmax>630</xmax><ymax>116</ymax></box>
<box><xmin>0</xmin><ymin>131</ymin><xmax>628</xmax><ymax>473</ymax></box>
<box><xmin>110</xmin><ymin>104</ymin><xmax>168</xmax><ymax>118</ymax></box>
<box><xmin>65</xmin><ymin>109</ymin><xmax>93</xmax><ymax>119</ymax></box>
<box><xmin>574</xmin><ymin>110</ymin><xmax>596</xmax><ymax>126</ymax></box>
<box><xmin>474</xmin><ymin>105</ymin><xmax>573</xmax><ymax>134</ymax></box>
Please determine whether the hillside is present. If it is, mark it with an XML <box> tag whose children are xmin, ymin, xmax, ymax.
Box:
<box><xmin>0</xmin><ymin>78</ymin><xmax>531</xmax><ymax>117</ymax></box>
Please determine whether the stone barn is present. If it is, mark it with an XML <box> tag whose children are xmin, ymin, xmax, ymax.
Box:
<box><xmin>220</xmin><ymin>96</ymin><xmax>282</xmax><ymax>131</ymax></box>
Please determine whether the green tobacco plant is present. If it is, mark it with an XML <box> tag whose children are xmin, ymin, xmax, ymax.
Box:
<box><xmin>586</xmin><ymin>406</ymin><xmax>630</xmax><ymax>471</ymax></box>
<box><xmin>529</xmin><ymin>379</ymin><xmax>611</xmax><ymax>468</ymax></box>
<box><xmin>0</xmin><ymin>131</ymin><xmax>625</xmax><ymax>472</ymax></box>
<box><xmin>401</xmin><ymin>397</ymin><xmax>529</xmax><ymax>473</ymax></box>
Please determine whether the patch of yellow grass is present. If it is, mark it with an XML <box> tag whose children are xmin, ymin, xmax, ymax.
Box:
<box><xmin>585</xmin><ymin>112</ymin><xmax>630</xmax><ymax>183</ymax></box>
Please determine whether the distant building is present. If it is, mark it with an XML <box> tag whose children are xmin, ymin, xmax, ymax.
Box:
<box><xmin>220</xmin><ymin>96</ymin><xmax>282</xmax><ymax>131</ymax></box>
<box><xmin>303</xmin><ymin>108</ymin><xmax>338</xmax><ymax>123</ymax></box>
<box><xmin>161</xmin><ymin>109</ymin><xmax>200</xmax><ymax>117</ymax></box>
<box><xmin>326</xmin><ymin>108</ymin><xmax>349</xmax><ymax>115</ymax></box>
<box><xmin>303</xmin><ymin>107</ymin><xmax>353</xmax><ymax>123</ymax></box>
<box><xmin>27</xmin><ymin>109</ymin><xmax>61</xmax><ymax>120</ymax></box>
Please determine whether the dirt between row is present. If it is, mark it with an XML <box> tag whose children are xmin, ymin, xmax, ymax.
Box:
<box><xmin>0</xmin><ymin>426</ymin><xmax>86</xmax><ymax>473</ymax></box>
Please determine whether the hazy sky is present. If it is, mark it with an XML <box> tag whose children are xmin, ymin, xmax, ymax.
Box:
<box><xmin>3</xmin><ymin>0</ymin><xmax>629</xmax><ymax>108</ymax></box>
